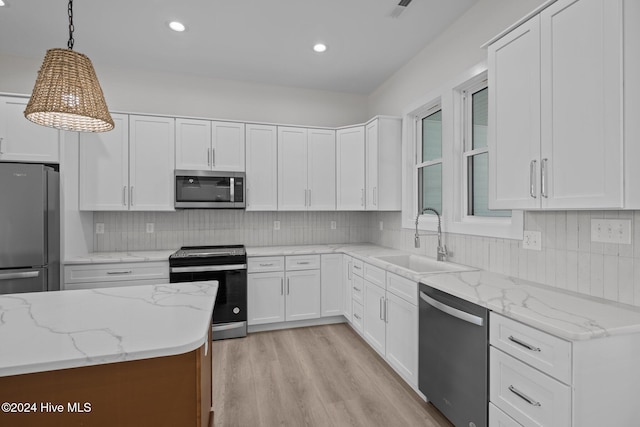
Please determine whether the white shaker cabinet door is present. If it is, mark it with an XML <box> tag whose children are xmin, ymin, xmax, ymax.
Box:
<box><xmin>246</xmin><ymin>124</ymin><xmax>278</xmax><ymax>211</ymax></box>
<box><xmin>211</xmin><ymin>121</ymin><xmax>245</xmax><ymax>172</ymax></box>
<box><xmin>307</xmin><ymin>129</ymin><xmax>336</xmax><ymax>211</ymax></box>
<box><xmin>80</xmin><ymin>113</ymin><xmax>130</xmax><ymax>211</ymax></box>
<box><xmin>0</xmin><ymin>96</ymin><xmax>59</xmax><ymax>164</ymax></box>
<box><xmin>539</xmin><ymin>0</ymin><xmax>623</xmax><ymax>209</ymax></box>
<box><xmin>342</xmin><ymin>255</ymin><xmax>353</xmax><ymax>322</ymax></box>
<box><xmin>278</xmin><ymin>126</ymin><xmax>308</xmax><ymax>211</ymax></box>
<box><xmin>363</xmin><ymin>280</ymin><xmax>386</xmax><ymax>356</ymax></box>
<box><xmin>128</xmin><ymin>115</ymin><xmax>175</xmax><ymax>211</ymax></box>
<box><xmin>488</xmin><ymin>16</ymin><xmax>541</xmax><ymax>210</ymax></box>
<box><xmin>285</xmin><ymin>269</ymin><xmax>321</xmax><ymax>322</ymax></box>
<box><xmin>385</xmin><ymin>291</ymin><xmax>418</xmax><ymax>386</ymax></box>
<box><xmin>248</xmin><ymin>272</ymin><xmax>285</xmax><ymax>325</ymax></box>
<box><xmin>336</xmin><ymin>126</ymin><xmax>365</xmax><ymax>210</ymax></box>
<box><xmin>175</xmin><ymin>118</ymin><xmax>211</xmax><ymax>170</ymax></box>
<box><xmin>320</xmin><ymin>254</ymin><xmax>343</xmax><ymax>317</ymax></box>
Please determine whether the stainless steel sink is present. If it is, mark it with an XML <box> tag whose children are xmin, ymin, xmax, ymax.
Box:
<box><xmin>374</xmin><ymin>254</ymin><xmax>473</xmax><ymax>274</ymax></box>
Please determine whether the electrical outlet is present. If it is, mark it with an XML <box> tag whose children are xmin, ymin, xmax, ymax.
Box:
<box><xmin>523</xmin><ymin>230</ymin><xmax>542</xmax><ymax>251</ymax></box>
<box><xmin>379</xmin><ymin>221</ymin><xmax>384</xmax><ymax>230</ymax></box>
<box><xmin>146</xmin><ymin>223</ymin><xmax>155</xmax><ymax>233</ymax></box>
<box><xmin>95</xmin><ymin>223</ymin><xmax>105</xmax><ymax>235</ymax></box>
<box><xmin>330</xmin><ymin>221</ymin><xmax>337</xmax><ymax>230</ymax></box>
<box><xmin>273</xmin><ymin>221</ymin><xmax>280</xmax><ymax>231</ymax></box>
<box><xmin>591</xmin><ymin>219</ymin><xmax>631</xmax><ymax>244</ymax></box>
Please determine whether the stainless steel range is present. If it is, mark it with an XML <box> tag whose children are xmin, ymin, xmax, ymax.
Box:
<box><xmin>169</xmin><ymin>245</ymin><xmax>247</xmax><ymax>340</ymax></box>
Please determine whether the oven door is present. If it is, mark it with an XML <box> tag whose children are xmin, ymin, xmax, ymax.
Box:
<box><xmin>170</xmin><ymin>265</ymin><xmax>247</xmax><ymax>339</ymax></box>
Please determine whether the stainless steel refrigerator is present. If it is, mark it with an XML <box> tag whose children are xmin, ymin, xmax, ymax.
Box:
<box><xmin>0</xmin><ymin>163</ymin><xmax>60</xmax><ymax>294</ymax></box>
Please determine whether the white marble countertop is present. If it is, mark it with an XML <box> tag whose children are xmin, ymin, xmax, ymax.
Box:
<box><xmin>64</xmin><ymin>250</ymin><xmax>175</xmax><ymax>264</ymax></box>
<box><xmin>420</xmin><ymin>270</ymin><xmax>640</xmax><ymax>341</ymax></box>
<box><xmin>0</xmin><ymin>281</ymin><xmax>217</xmax><ymax>377</ymax></box>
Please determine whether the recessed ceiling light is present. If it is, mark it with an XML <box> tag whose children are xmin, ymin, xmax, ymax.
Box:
<box><xmin>169</xmin><ymin>21</ymin><xmax>186</xmax><ymax>32</ymax></box>
<box><xmin>313</xmin><ymin>43</ymin><xmax>327</xmax><ymax>53</ymax></box>
<box><xmin>0</xmin><ymin>1</ymin><xmax>6</xmax><ymax>6</ymax></box>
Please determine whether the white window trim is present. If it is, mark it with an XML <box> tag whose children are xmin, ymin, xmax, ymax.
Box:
<box><xmin>401</xmin><ymin>61</ymin><xmax>523</xmax><ymax>239</ymax></box>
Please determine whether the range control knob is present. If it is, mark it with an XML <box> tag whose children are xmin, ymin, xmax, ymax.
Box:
<box><xmin>233</xmin><ymin>307</ymin><xmax>240</xmax><ymax>315</ymax></box>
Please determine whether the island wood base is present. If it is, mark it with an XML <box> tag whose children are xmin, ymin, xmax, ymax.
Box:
<box><xmin>0</xmin><ymin>337</ymin><xmax>212</xmax><ymax>427</ymax></box>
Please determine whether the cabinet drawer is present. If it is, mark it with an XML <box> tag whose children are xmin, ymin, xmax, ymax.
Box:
<box><xmin>363</xmin><ymin>263</ymin><xmax>385</xmax><ymax>288</ymax></box>
<box><xmin>352</xmin><ymin>258</ymin><xmax>364</xmax><ymax>276</ymax></box>
<box><xmin>64</xmin><ymin>262</ymin><xmax>168</xmax><ymax>284</ymax></box>
<box><xmin>490</xmin><ymin>312</ymin><xmax>572</xmax><ymax>384</ymax></box>
<box><xmin>248</xmin><ymin>256</ymin><xmax>284</xmax><ymax>273</ymax></box>
<box><xmin>352</xmin><ymin>274</ymin><xmax>364</xmax><ymax>304</ymax></box>
<box><xmin>352</xmin><ymin>301</ymin><xmax>364</xmax><ymax>333</ymax></box>
<box><xmin>489</xmin><ymin>403</ymin><xmax>522</xmax><ymax>427</ymax></box>
<box><xmin>386</xmin><ymin>272</ymin><xmax>417</xmax><ymax>305</ymax></box>
<box><xmin>285</xmin><ymin>255</ymin><xmax>320</xmax><ymax>271</ymax></box>
<box><xmin>490</xmin><ymin>348</ymin><xmax>571</xmax><ymax>427</ymax></box>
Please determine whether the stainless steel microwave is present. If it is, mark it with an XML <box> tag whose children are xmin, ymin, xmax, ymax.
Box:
<box><xmin>175</xmin><ymin>170</ymin><xmax>246</xmax><ymax>209</ymax></box>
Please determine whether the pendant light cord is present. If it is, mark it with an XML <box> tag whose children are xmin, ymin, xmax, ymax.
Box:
<box><xmin>67</xmin><ymin>0</ymin><xmax>74</xmax><ymax>50</ymax></box>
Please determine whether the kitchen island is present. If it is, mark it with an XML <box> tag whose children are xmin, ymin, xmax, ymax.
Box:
<box><xmin>0</xmin><ymin>281</ymin><xmax>218</xmax><ymax>427</ymax></box>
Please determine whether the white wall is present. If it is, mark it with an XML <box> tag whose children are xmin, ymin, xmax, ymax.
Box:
<box><xmin>367</xmin><ymin>0</ymin><xmax>547</xmax><ymax>117</ymax></box>
<box><xmin>0</xmin><ymin>53</ymin><xmax>368</xmax><ymax>128</ymax></box>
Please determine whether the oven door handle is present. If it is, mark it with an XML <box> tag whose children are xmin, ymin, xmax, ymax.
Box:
<box><xmin>211</xmin><ymin>322</ymin><xmax>246</xmax><ymax>332</ymax></box>
<box><xmin>170</xmin><ymin>264</ymin><xmax>247</xmax><ymax>273</ymax></box>
<box><xmin>420</xmin><ymin>291</ymin><xmax>484</xmax><ymax>326</ymax></box>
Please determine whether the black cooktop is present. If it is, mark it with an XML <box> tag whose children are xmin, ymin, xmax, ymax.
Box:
<box><xmin>169</xmin><ymin>245</ymin><xmax>246</xmax><ymax>267</ymax></box>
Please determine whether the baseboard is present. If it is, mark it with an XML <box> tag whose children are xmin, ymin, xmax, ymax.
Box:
<box><xmin>248</xmin><ymin>316</ymin><xmax>347</xmax><ymax>333</ymax></box>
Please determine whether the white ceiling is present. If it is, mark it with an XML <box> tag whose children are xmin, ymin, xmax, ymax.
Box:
<box><xmin>0</xmin><ymin>0</ymin><xmax>478</xmax><ymax>94</ymax></box>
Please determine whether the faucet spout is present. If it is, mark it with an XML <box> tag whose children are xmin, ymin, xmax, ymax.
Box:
<box><xmin>415</xmin><ymin>207</ymin><xmax>448</xmax><ymax>261</ymax></box>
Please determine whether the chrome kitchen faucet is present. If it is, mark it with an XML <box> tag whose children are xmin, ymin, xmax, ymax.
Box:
<box><xmin>414</xmin><ymin>207</ymin><xmax>448</xmax><ymax>261</ymax></box>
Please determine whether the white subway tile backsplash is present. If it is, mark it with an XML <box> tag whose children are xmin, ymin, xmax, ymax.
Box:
<box><xmin>619</xmin><ymin>257</ymin><xmax>634</xmax><ymax>303</ymax></box>
<box><xmin>603</xmin><ymin>255</ymin><xmax>618</xmax><ymax>302</ymax></box>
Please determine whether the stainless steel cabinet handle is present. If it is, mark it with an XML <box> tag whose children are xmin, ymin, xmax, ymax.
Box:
<box><xmin>420</xmin><ymin>291</ymin><xmax>484</xmax><ymax>326</ymax></box>
<box><xmin>379</xmin><ymin>297</ymin><xmax>384</xmax><ymax>320</ymax></box>
<box><xmin>0</xmin><ymin>271</ymin><xmax>40</xmax><ymax>280</ymax></box>
<box><xmin>353</xmin><ymin>286</ymin><xmax>361</xmax><ymax>292</ymax></box>
<box><xmin>348</xmin><ymin>261</ymin><xmax>352</xmax><ymax>280</ymax></box>
<box><xmin>207</xmin><ymin>148</ymin><xmax>211</xmax><ymax>167</ymax></box>
<box><xmin>106</xmin><ymin>270</ymin><xmax>133</xmax><ymax>275</ymax></box>
<box><xmin>353</xmin><ymin>313</ymin><xmax>361</xmax><ymax>320</ymax></box>
<box><xmin>287</xmin><ymin>277</ymin><xmax>290</xmax><ymax>295</ymax></box>
<box><xmin>353</xmin><ymin>265</ymin><xmax>362</xmax><ymax>270</ymax></box>
<box><xmin>122</xmin><ymin>186</ymin><xmax>127</xmax><ymax>206</ymax></box>
<box><xmin>361</xmin><ymin>188</ymin><xmax>364</xmax><ymax>206</ymax></box>
<box><xmin>385</xmin><ymin>299</ymin><xmax>388</xmax><ymax>323</ymax></box>
<box><xmin>529</xmin><ymin>160</ymin><xmax>537</xmax><ymax>199</ymax></box>
<box><xmin>508</xmin><ymin>335</ymin><xmax>541</xmax><ymax>352</ymax></box>
<box><xmin>374</xmin><ymin>187</ymin><xmax>377</xmax><ymax>206</ymax></box>
<box><xmin>304</xmin><ymin>189</ymin><xmax>308</xmax><ymax>207</ymax></box>
<box><xmin>541</xmin><ymin>158</ymin><xmax>548</xmax><ymax>198</ymax></box>
<box><xmin>259</xmin><ymin>263</ymin><xmax>274</xmax><ymax>267</ymax></box>
<box><xmin>280</xmin><ymin>278</ymin><xmax>284</xmax><ymax>295</ymax></box>
<box><xmin>130</xmin><ymin>186</ymin><xmax>134</xmax><ymax>206</ymax></box>
<box><xmin>0</xmin><ymin>137</ymin><xmax>4</xmax><ymax>154</ymax></box>
<box><xmin>212</xmin><ymin>148</ymin><xmax>216</xmax><ymax>166</ymax></box>
<box><xmin>297</xmin><ymin>261</ymin><xmax>310</xmax><ymax>265</ymax></box>
<box><xmin>308</xmin><ymin>189</ymin><xmax>311</xmax><ymax>207</ymax></box>
<box><xmin>508</xmin><ymin>385</ymin><xmax>541</xmax><ymax>407</ymax></box>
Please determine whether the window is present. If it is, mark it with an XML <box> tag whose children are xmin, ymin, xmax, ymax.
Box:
<box><xmin>462</xmin><ymin>83</ymin><xmax>510</xmax><ymax>218</ymax></box>
<box><xmin>417</xmin><ymin>106</ymin><xmax>442</xmax><ymax>215</ymax></box>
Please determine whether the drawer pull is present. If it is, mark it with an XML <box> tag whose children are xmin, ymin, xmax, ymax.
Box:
<box><xmin>259</xmin><ymin>263</ymin><xmax>274</xmax><ymax>267</ymax></box>
<box><xmin>353</xmin><ymin>286</ymin><xmax>361</xmax><ymax>292</ymax></box>
<box><xmin>353</xmin><ymin>313</ymin><xmax>361</xmax><ymax>320</ymax></box>
<box><xmin>296</xmin><ymin>261</ymin><xmax>310</xmax><ymax>265</ymax></box>
<box><xmin>106</xmin><ymin>270</ymin><xmax>133</xmax><ymax>275</ymax></box>
<box><xmin>508</xmin><ymin>335</ymin><xmax>541</xmax><ymax>352</ymax></box>
<box><xmin>508</xmin><ymin>385</ymin><xmax>541</xmax><ymax>407</ymax></box>
<box><xmin>353</xmin><ymin>265</ymin><xmax>362</xmax><ymax>270</ymax></box>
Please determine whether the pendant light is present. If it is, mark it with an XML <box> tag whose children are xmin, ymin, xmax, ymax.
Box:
<box><xmin>24</xmin><ymin>0</ymin><xmax>114</xmax><ymax>132</ymax></box>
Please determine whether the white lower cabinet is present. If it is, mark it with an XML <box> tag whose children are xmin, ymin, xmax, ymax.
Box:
<box><xmin>363</xmin><ymin>279</ymin><xmax>386</xmax><ymax>355</ymax></box>
<box><xmin>285</xmin><ymin>269</ymin><xmax>321</xmax><ymax>321</ymax></box>
<box><xmin>321</xmin><ymin>254</ymin><xmax>343</xmax><ymax>317</ymax></box>
<box><xmin>342</xmin><ymin>255</ymin><xmax>354</xmax><ymax>321</ymax></box>
<box><xmin>384</xmin><ymin>291</ymin><xmax>418</xmax><ymax>385</ymax></box>
<box><xmin>248</xmin><ymin>271</ymin><xmax>285</xmax><ymax>325</ymax></box>
<box><xmin>489</xmin><ymin>403</ymin><xmax>521</xmax><ymax>427</ymax></box>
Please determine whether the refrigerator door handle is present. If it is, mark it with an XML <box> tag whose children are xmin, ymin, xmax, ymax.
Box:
<box><xmin>0</xmin><ymin>271</ymin><xmax>40</xmax><ymax>280</ymax></box>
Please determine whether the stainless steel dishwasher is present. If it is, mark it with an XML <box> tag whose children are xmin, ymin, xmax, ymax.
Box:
<box><xmin>419</xmin><ymin>282</ymin><xmax>488</xmax><ymax>427</ymax></box>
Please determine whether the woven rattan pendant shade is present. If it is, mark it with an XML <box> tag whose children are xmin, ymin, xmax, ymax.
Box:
<box><xmin>24</xmin><ymin>48</ymin><xmax>114</xmax><ymax>133</ymax></box>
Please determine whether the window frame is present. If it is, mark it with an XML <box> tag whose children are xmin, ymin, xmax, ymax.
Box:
<box><xmin>417</xmin><ymin>103</ymin><xmax>443</xmax><ymax>215</ymax></box>
<box><xmin>401</xmin><ymin>61</ymin><xmax>523</xmax><ymax>239</ymax></box>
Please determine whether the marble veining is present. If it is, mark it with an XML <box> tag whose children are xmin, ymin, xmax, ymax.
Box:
<box><xmin>421</xmin><ymin>271</ymin><xmax>640</xmax><ymax>340</ymax></box>
<box><xmin>64</xmin><ymin>250</ymin><xmax>175</xmax><ymax>264</ymax></box>
<box><xmin>0</xmin><ymin>281</ymin><xmax>217</xmax><ymax>377</ymax></box>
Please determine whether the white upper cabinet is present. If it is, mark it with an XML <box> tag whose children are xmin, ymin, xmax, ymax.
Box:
<box><xmin>0</xmin><ymin>96</ymin><xmax>59</xmax><ymax>164</ymax></box>
<box><xmin>128</xmin><ymin>115</ymin><xmax>176</xmax><ymax>211</ymax></box>
<box><xmin>278</xmin><ymin>126</ymin><xmax>336</xmax><ymax>211</ymax></box>
<box><xmin>488</xmin><ymin>0</ymin><xmax>625</xmax><ymax>210</ymax></box>
<box><xmin>81</xmin><ymin>114</ymin><xmax>175</xmax><ymax>211</ymax></box>
<box><xmin>336</xmin><ymin>126</ymin><xmax>365</xmax><ymax>210</ymax></box>
<box><xmin>80</xmin><ymin>113</ymin><xmax>130</xmax><ymax>211</ymax></box>
<box><xmin>176</xmin><ymin>119</ymin><xmax>245</xmax><ymax>171</ymax></box>
<box><xmin>365</xmin><ymin>117</ymin><xmax>401</xmax><ymax>211</ymax></box>
<box><xmin>246</xmin><ymin>124</ymin><xmax>278</xmax><ymax>211</ymax></box>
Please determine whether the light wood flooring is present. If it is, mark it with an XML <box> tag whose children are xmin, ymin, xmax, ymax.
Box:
<box><xmin>212</xmin><ymin>323</ymin><xmax>453</xmax><ymax>427</ymax></box>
